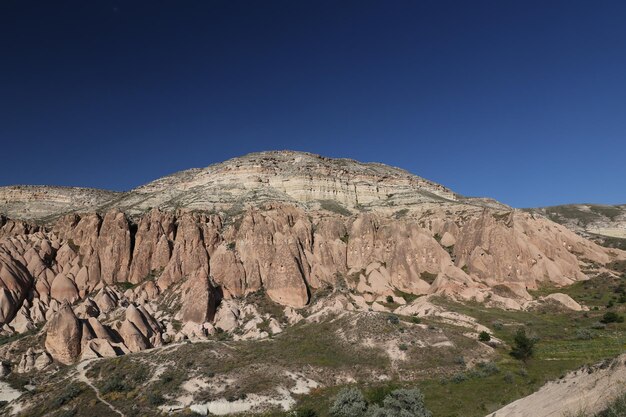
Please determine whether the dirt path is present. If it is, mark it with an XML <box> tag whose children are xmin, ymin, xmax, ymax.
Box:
<box><xmin>75</xmin><ymin>359</ymin><xmax>125</xmax><ymax>417</ymax></box>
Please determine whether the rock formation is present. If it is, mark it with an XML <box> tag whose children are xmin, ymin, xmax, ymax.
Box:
<box><xmin>0</xmin><ymin>151</ymin><xmax>623</xmax><ymax>365</ymax></box>
<box><xmin>44</xmin><ymin>304</ymin><xmax>82</xmax><ymax>365</ymax></box>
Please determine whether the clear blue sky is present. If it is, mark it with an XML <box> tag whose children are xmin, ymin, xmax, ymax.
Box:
<box><xmin>1</xmin><ymin>1</ymin><xmax>625</xmax><ymax>208</ymax></box>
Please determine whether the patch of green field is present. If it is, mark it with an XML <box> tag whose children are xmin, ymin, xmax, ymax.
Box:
<box><xmin>417</xmin><ymin>298</ymin><xmax>626</xmax><ymax>416</ymax></box>
<box><xmin>532</xmin><ymin>274</ymin><xmax>626</xmax><ymax>309</ymax></box>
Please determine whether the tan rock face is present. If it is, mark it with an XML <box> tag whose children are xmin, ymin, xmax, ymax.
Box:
<box><xmin>50</xmin><ymin>273</ymin><xmax>79</xmax><ymax>303</ymax></box>
<box><xmin>451</xmin><ymin>210</ymin><xmax>610</xmax><ymax>290</ymax></box>
<box><xmin>179</xmin><ymin>269</ymin><xmax>217</xmax><ymax>323</ymax></box>
<box><xmin>209</xmin><ymin>244</ymin><xmax>247</xmax><ymax>298</ymax></box>
<box><xmin>44</xmin><ymin>304</ymin><xmax>82</xmax><ymax>365</ymax></box>
<box><xmin>1</xmin><ymin>201</ymin><xmax>624</xmax><ymax>334</ymax></box>
<box><xmin>0</xmin><ymin>151</ymin><xmax>624</xmax><ymax>365</ymax></box>
<box><xmin>0</xmin><ymin>248</ymin><xmax>33</xmax><ymax>324</ymax></box>
<box><xmin>97</xmin><ymin>211</ymin><xmax>132</xmax><ymax>284</ymax></box>
<box><xmin>0</xmin><ymin>215</ymin><xmax>40</xmax><ymax>239</ymax></box>
<box><xmin>129</xmin><ymin>209</ymin><xmax>174</xmax><ymax>284</ymax></box>
<box><xmin>118</xmin><ymin>319</ymin><xmax>149</xmax><ymax>353</ymax></box>
<box><xmin>158</xmin><ymin>212</ymin><xmax>217</xmax><ymax>290</ymax></box>
<box><xmin>234</xmin><ymin>207</ymin><xmax>310</xmax><ymax>308</ymax></box>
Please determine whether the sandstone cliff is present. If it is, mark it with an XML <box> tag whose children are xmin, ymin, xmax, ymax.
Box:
<box><xmin>0</xmin><ymin>151</ymin><xmax>623</xmax><ymax>366</ymax></box>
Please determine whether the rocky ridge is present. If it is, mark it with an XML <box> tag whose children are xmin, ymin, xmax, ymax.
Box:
<box><xmin>0</xmin><ymin>151</ymin><xmax>457</xmax><ymax>222</ymax></box>
<box><xmin>0</xmin><ymin>186</ymin><xmax>121</xmax><ymax>222</ymax></box>
<box><xmin>528</xmin><ymin>204</ymin><xmax>626</xmax><ymax>250</ymax></box>
<box><xmin>0</xmin><ymin>151</ymin><xmax>624</xmax><ymax>384</ymax></box>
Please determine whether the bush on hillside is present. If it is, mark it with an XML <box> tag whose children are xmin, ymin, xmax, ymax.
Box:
<box><xmin>379</xmin><ymin>388</ymin><xmax>432</xmax><ymax>417</ymax></box>
<box><xmin>331</xmin><ymin>387</ymin><xmax>432</xmax><ymax>417</ymax></box>
<box><xmin>510</xmin><ymin>328</ymin><xmax>536</xmax><ymax>362</ymax></box>
<box><xmin>478</xmin><ymin>331</ymin><xmax>491</xmax><ymax>342</ymax></box>
<box><xmin>600</xmin><ymin>311</ymin><xmax>624</xmax><ymax>324</ymax></box>
<box><xmin>330</xmin><ymin>387</ymin><xmax>368</xmax><ymax>417</ymax></box>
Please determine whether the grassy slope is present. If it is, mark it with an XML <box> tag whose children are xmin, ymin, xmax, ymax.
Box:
<box><xmin>8</xmin><ymin>272</ymin><xmax>626</xmax><ymax>417</ymax></box>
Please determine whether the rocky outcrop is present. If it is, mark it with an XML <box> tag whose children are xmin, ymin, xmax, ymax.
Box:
<box><xmin>0</xmin><ymin>248</ymin><xmax>33</xmax><ymax>325</ymax></box>
<box><xmin>529</xmin><ymin>204</ymin><xmax>626</xmax><ymax>249</ymax></box>
<box><xmin>44</xmin><ymin>304</ymin><xmax>82</xmax><ymax>365</ymax></box>
<box><xmin>179</xmin><ymin>269</ymin><xmax>217</xmax><ymax>323</ymax></box>
<box><xmin>97</xmin><ymin>211</ymin><xmax>132</xmax><ymax>284</ymax></box>
<box><xmin>0</xmin><ymin>151</ymin><xmax>624</xmax><ymax>366</ymax></box>
<box><xmin>233</xmin><ymin>207</ymin><xmax>311</xmax><ymax>307</ymax></box>
<box><xmin>128</xmin><ymin>209</ymin><xmax>175</xmax><ymax>284</ymax></box>
<box><xmin>447</xmin><ymin>210</ymin><xmax>611</xmax><ymax>291</ymax></box>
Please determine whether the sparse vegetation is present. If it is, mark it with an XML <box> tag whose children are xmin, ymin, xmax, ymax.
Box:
<box><xmin>393</xmin><ymin>209</ymin><xmax>409</xmax><ymax>219</ymax></box>
<box><xmin>575</xmin><ymin>328</ymin><xmax>595</xmax><ymax>340</ymax></box>
<box><xmin>330</xmin><ymin>387</ymin><xmax>431</xmax><ymax>417</ymax></box>
<box><xmin>596</xmin><ymin>392</ymin><xmax>626</xmax><ymax>417</ymax></box>
<box><xmin>319</xmin><ymin>200</ymin><xmax>352</xmax><ymax>216</ymax></box>
<box><xmin>51</xmin><ymin>383</ymin><xmax>84</xmax><ymax>408</ymax></box>
<box><xmin>420</xmin><ymin>272</ymin><xmax>438</xmax><ymax>284</ymax></box>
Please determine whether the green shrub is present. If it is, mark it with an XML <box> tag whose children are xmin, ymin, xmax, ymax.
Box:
<box><xmin>365</xmin><ymin>406</ymin><xmax>390</xmax><ymax>417</ymax></box>
<box><xmin>475</xmin><ymin>361</ymin><xmax>500</xmax><ymax>376</ymax></box>
<box><xmin>379</xmin><ymin>388</ymin><xmax>432</xmax><ymax>417</ymax></box>
<box><xmin>101</xmin><ymin>375</ymin><xmax>129</xmax><ymax>394</ymax></box>
<box><xmin>50</xmin><ymin>383</ymin><xmax>83</xmax><ymax>408</ymax></box>
<box><xmin>575</xmin><ymin>328</ymin><xmax>594</xmax><ymax>340</ymax></box>
<box><xmin>453</xmin><ymin>356</ymin><xmax>465</xmax><ymax>366</ymax></box>
<box><xmin>330</xmin><ymin>387</ymin><xmax>368</xmax><ymax>417</ymax></box>
<box><xmin>398</xmin><ymin>343</ymin><xmax>408</xmax><ymax>351</ymax></box>
<box><xmin>451</xmin><ymin>372</ymin><xmax>468</xmax><ymax>383</ymax></box>
<box><xmin>510</xmin><ymin>328</ymin><xmax>536</xmax><ymax>362</ymax></box>
<box><xmin>386</xmin><ymin>295</ymin><xmax>394</xmax><ymax>303</ymax></box>
<box><xmin>503</xmin><ymin>372</ymin><xmax>515</xmax><ymax>384</ymax></box>
<box><xmin>600</xmin><ymin>312</ymin><xmax>624</xmax><ymax>324</ymax></box>
<box><xmin>492</xmin><ymin>321</ymin><xmax>504</xmax><ymax>330</ymax></box>
<box><xmin>387</xmin><ymin>315</ymin><xmax>400</xmax><ymax>325</ymax></box>
<box><xmin>147</xmin><ymin>392</ymin><xmax>166</xmax><ymax>406</ymax></box>
<box><xmin>411</xmin><ymin>316</ymin><xmax>421</xmax><ymax>324</ymax></box>
<box><xmin>478</xmin><ymin>331</ymin><xmax>491</xmax><ymax>342</ymax></box>
<box><xmin>364</xmin><ymin>385</ymin><xmax>400</xmax><ymax>406</ymax></box>
<box><xmin>294</xmin><ymin>408</ymin><xmax>318</xmax><ymax>417</ymax></box>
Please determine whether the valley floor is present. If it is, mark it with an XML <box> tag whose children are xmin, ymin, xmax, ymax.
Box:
<box><xmin>2</xmin><ymin>276</ymin><xmax>626</xmax><ymax>417</ymax></box>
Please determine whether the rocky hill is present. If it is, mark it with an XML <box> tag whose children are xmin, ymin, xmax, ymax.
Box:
<box><xmin>0</xmin><ymin>186</ymin><xmax>121</xmax><ymax>223</ymax></box>
<box><xmin>528</xmin><ymin>204</ymin><xmax>626</xmax><ymax>250</ymax></box>
<box><xmin>0</xmin><ymin>151</ymin><xmax>624</xmax><ymax>417</ymax></box>
<box><xmin>0</xmin><ymin>151</ymin><xmax>459</xmax><ymax>222</ymax></box>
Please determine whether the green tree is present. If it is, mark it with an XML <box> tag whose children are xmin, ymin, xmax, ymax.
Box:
<box><xmin>510</xmin><ymin>328</ymin><xmax>536</xmax><ymax>362</ymax></box>
<box><xmin>478</xmin><ymin>331</ymin><xmax>491</xmax><ymax>342</ymax></box>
